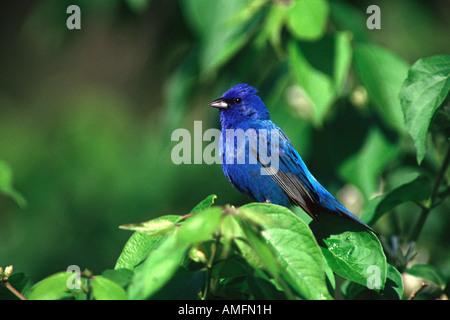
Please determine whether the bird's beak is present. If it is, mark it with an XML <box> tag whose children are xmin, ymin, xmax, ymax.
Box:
<box><xmin>208</xmin><ymin>98</ymin><xmax>229</xmax><ymax>109</ymax></box>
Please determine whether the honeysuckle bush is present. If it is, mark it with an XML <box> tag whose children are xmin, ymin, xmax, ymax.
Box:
<box><xmin>6</xmin><ymin>195</ymin><xmax>386</xmax><ymax>300</ymax></box>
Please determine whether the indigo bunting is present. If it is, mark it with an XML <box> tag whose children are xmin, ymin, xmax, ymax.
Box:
<box><xmin>209</xmin><ymin>84</ymin><xmax>374</xmax><ymax>232</ymax></box>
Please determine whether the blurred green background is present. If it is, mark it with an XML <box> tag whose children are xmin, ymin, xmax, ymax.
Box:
<box><xmin>0</xmin><ymin>0</ymin><xmax>449</xmax><ymax>294</ymax></box>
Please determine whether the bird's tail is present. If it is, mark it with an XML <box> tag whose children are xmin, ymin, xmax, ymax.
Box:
<box><xmin>334</xmin><ymin>203</ymin><xmax>376</xmax><ymax>234</ymax></box>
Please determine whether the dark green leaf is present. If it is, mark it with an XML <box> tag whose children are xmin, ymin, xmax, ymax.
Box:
<box><xmin>399</xmin><ymin>55</ymin><xmax>450</xmax><ymax>164</ymax></box>
<box><xmin>339</xmin><ymin>127</ymin><xmax>396</xmax><ymax>200</ymax></box>
<box><xmin>340</xmin><ymin>264</ymin><xmax>403</xmax><ymax>300</ymax></box>
<box><xmin>405</xmin><ymin>264</ymin><xmax>446</xmax><ymax>290</ymax></box>
<box><xmin>0</xmin><ymin>272</ymin><xmax>29</xmax><ymax>300</ymax></box>
<box><xmin>360</xmin><ymin>174</ymin><xmax>432</xmax><ymax>225</ymax></box>
<box><xmin>0</xmin><ymin>160</ymin><xmax>26</xmax><ymax>208</ymax></box>
<box><xmin>124</xmin><ymin>0</ymin><xmax>152</xmax><ymax>13</ymax></box>
<box><xmin>151</xmin><ymin>269</ymin><xmax>205</xmax><ymax>300</ymax></box>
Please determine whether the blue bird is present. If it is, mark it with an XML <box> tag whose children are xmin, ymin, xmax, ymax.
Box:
<box><xmin>209</xmin><ymin>83</ymin><xmax>374</xmax><ymax>233</ymax></box>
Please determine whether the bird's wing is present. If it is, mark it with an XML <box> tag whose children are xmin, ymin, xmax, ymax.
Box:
<box><xmin>248</xmin><ymin>127</ymin><xmax>321</xmax><ymax>220</ymax></box>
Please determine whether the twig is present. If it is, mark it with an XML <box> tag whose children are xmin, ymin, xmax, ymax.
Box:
<box><xmin>409</xmin><ymin>144</ymin><xmax>450</xmax><ymax>242</ymax></box>
<box><xmin>202</xmin><ymin>235</ymin><xmax>221</xmax><ymax>300</ymax></box>
<box><xmin>4</xmin><ymin>281</ymin><xmax>27</xmax><ymax>300</ymax></box>
<box><xmin>408</xmin><ymin>281</ymin><xmax>428</xmax><ymax>300</ymax></box>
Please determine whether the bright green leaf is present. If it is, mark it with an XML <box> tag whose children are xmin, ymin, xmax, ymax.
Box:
<box><xmin>384</xmin><ymin>264</ymin><xmax>404</xmax><ymax>300</ymax></box>
<box><xmin>102</xmin><ymin>269</ymin><xmax>134</xmax><ymax>288</ymax></box>
<box><xmin>119</xmin><ymin>215</ymin><xmax>180</xmax><ymax>236</ymax></box>
<box><xmin>177</xmin><ymin>207</ymin><xmax>223</xmax><ymax>245</ymax></box>
<box><xmin>127</xmin><ymin>230</ymin><xmax>189</xmax><ymax>300</ymax></box>
<box><xmin>27</xmin><ymin>272</ymin><xmax>71</xmax><ymax>300</ymax></box>
<box><xmin>310</xmin><ymin>214</ymin><xmax>387</xmax><ymax>292</ymax></box>
<box><xmin>286</xmin><ymin>0</ymin><xmax>329</xmax><ymax>40</ymax></box>
<box><xmin>190</xmin><ymin>194</ymin><xmax>217</xmax><ymax>213</ymax></box>
<box><xmin>399</xmin><ymin>54</ymin><xmax>450</xmax><ymax>164</ymax></box>
<box><xmin>241</xmin><ymin>203</ymin><xmax>332</xmax><ymax>300</ymax></box>
<box><xmin>91</xmin><ymin>276</ymin><xmax>127</xmax><ymax>300</ymax></box>
<box><xmin>115</xmin><ymin>231</ymin><xmax>171</xmax><ymax>270</ymax></box>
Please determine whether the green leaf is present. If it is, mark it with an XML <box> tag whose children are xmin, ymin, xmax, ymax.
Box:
<box><xmin>27</xmin><ymin>272</ymin><xmax>71</xmax><ymax>300</ymax></box>
<box><xmin>341</xmin><ymin>264</ymin><xmax>403</xmax><ymax>300</ymax></box>
<box><xmin>180</xmin><ymin>0</ymin><xmax>257</xmax><ymax>72</ymax></box>
<box><xmin>241</xmin><ymin>203</ymin><xmax>332</xmax><ymax>300</ymax></box>
<box><xmin>91</xmin><ymin>276</ymin><xmax>127</xmax><ymax>300</ymax></box>
<box><xmin>257</xmin><ymin>2</ymin><xmax>287</xmax><ymax>50</ymax></box>
<box><xmin>288</xmin><ymin>32</ymin><xmax>352</xmax><ymax>125</ymax></box>
<box><xmin>399</xmin><ymin>55</ymin><xmax>450</xmax><ymax>164</ymax></box>
<box><xmin>127</xmin><ymin>230</ymin><xmax>189</xmax><ymax>300</ymax></box>
<box><xmin>190</xmin><ymin>194</ymin><xmax>217</xmax><ymax>213</ymax></box>
<box><xmin>119</xmin><ymin>215</ymin><xmax>180</xmax><ymax>236</ymax></box>
<box><xmin>115</xmin><ymin>228</ymin><xmax>175</xmax><ymax>270</ymax></box>
<box><xmin>354</xmin><ymin>43</ymin><xmax>410</xmax><ymax>132</ymax></box>
<box><xmin>124</xmin><ymin>0</ymin><xmax>151</xmax><ymax>13</ymax></box>
<box><xmin>339</xmin><ymin>127</ymin><xmax>396</xmax><ymax>200</ymax></box>
<box><xmin>405</xmin><ymin>264</ymin><xmax>446</xmax><ymax>290</ymax></box>
<box><xmin>212</xmin><ymin>255</ymin><xmax>252</xmax><ymax>279</ymax></box>
<box><xmin>177</xmin><ymin>207</ymin><xmax>223</xmax><ymax>245</ymax></box>
<box><xmin>0</xmin><ymin>272</ymin><xmax>29</xmax><ymax>300</ymax></box>
<box><xmin>101</xmin><ymin>269</ymin><xmax>134</xmax><ymax>288</ymax></box>
<box><xmin>310</xmin><ymin>214</ymin><xmax>387</xmax><ymax>292</ymax></box>
<box><xmin>384</xmin><ymin>264</ymin><xmax>404</xmax><ymax>300</ymax></box>
<box><xmin>286</xmin><ymin>0</ymin><xmax>329</xmax><ymax>40</ymax></box>
<box><xmin>329</xmin><ymin>0</ymin><xmax>369</xmax><ymax>42</ymax></box>
<box><xmin>0</xmin><ymin>160</ymin><xmax>26</xmax><ymax>208</ymax></box>
<box><xmin>151</xmin><ymin>269</ymin><xmax>205</xmax><ymax>300</ymax></box>
<box><xmin>360</xmin><ymin>174</ymin><xmax>433</xmax><ymax>225</ymax></box>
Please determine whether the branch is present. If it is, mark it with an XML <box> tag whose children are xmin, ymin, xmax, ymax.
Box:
<box><xmin>409</xmin><ymin>143</ymin><xmax>450</xmax><ymax>242</ymax></box>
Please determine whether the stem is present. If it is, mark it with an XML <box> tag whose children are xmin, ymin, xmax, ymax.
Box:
<box><xmin>408</xmin><ymin>281</ymin><xmax>428</xmax><ymax>300</ymax></box>
<box><xmin>410</xmin><ymin>144</ymin><xmax>450</xmax><ymax>242</ymax></box>
<box><xmin>202</xmin><ymin>236</ymin><xmax>221</xmax><ymax>300</ymax></box>
<box><xmin>4</xmin><ymin>282</ymin><xmax>27</xmax><ymax>300</ymax></box>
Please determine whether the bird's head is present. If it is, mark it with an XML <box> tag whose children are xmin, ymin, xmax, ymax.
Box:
<box><xmin>209</xmin><ymin>84</ymin><xmax>270</xmax><ymax>126</ymax></box>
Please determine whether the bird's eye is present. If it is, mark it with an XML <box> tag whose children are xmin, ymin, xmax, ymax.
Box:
<box><xmin>234</xmin><ymin>98</ymin><xmax>242</xmax><ymax>104</ymax></box>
